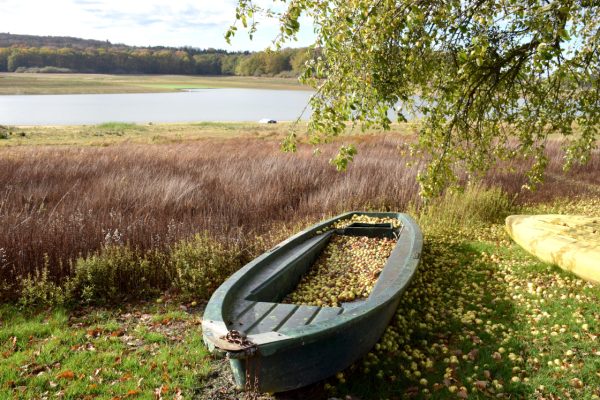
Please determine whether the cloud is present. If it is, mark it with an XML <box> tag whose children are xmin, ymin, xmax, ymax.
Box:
<box><xmin>0</xmin><ymin>0</ymin><xmax>315</xmax><ymax>51</ymax></box>
<box><xmin>81</xmin><ymin>1</ymin><xmax>235</xmax><ymax>27</ymax></box>
<box><xmin>72</xmin><ymin>0</ymin><xmax>101</xmax><ymax>5</ymax></box>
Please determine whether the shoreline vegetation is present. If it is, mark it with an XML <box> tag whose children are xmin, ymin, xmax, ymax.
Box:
<box><xmin>1</xmin><ymin>123</ymin><xmax>599</xmax><ymax>398</ymax></box>
<box><xmin>0</xmin><ymin>122</ymin><xmax>419</xmax><ymax>146</ymax></box>
<box><xmin>0</xmin><ymin>73</ymin><xmax>309</xmax><ymax>95</ymax></box>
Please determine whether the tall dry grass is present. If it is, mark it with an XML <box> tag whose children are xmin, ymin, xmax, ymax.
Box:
<box><xmin>0</xmin><ymin>135</ymin><xmax>598</xmax><ymax>300</ymax></box>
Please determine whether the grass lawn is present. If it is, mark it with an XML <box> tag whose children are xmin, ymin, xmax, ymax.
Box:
<box><xmin>0</xmin><ymin>302</ymin><xmax>214</xmax><ymax>399</ymax></box>
<box><xmin>1</xmin><ymin>198</ymin><xmax>599</xmax><ymax>399</ymax></box>
<box><xmin>0</xmin><ymin>73</ymin><xmax>309</xmax><ymax>95</ymax></box>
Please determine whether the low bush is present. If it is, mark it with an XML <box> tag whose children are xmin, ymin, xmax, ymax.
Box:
<box><xmin>19</xmin><ymin>262</ymin><xmax>72</xmax><ymax>309</ymax></box>
<box><xmin>72</xmin><ymin>245</ymin><xmax>168</xmax><ymax>304</ymax></box>
<box><xmin>0</xmin><ymin>127</ymin><xmax>9</xmax><ymax>139</ymax></box>
<box><xmin>171</xmin><ymin>233</ymin><xmax>242</xmax><ymax>301</ymax></box>
<box><xmin>17</xmin><ymin>233</ymin><xmax>247</xmax><ymax>306</ymax></box>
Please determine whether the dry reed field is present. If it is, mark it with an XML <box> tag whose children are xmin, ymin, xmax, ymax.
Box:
<box><xmin>0</xmin><ymin>134</ymin><xmax>598</xmax><ymax>301</ymax></box>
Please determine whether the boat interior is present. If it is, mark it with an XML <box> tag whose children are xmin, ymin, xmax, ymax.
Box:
<box><xmin>223</xmin><ymin>222</ymin><xmax>404</xmax><ymax>338</ymax></box>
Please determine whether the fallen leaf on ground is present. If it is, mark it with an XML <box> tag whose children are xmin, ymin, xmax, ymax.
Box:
<box><xmin>57</xmin><ymin>370</ymin><xmax>75</xmax><ymax>380</ymax></box>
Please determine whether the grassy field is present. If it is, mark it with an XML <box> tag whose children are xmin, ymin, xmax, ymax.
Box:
<box><xmin>1</xmin><ymin>124</ymin><xmax>599</xmax><ymax>399</ymax></box>
<box><xmin>0</xmin><ymin>73</ymin><xmax>308</xmax><ymax>95</ymax></box>
<box><xmin>0</xmin><ymin>121</ymin><xmax>295</xmax><ymax>146</ymax></box>
<box><xmin>0</xmin><ymin>302</ymin><xmax>211</xmax><ymax>399</ymax></box>
<box><xmin>0</xmin><ymin>121</ymin><xmax>418</xmax><ymax>146</ymax></box>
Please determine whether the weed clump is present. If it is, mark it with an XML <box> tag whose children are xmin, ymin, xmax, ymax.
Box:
<box><xmin>171</xmin><ymin>233</ymin><xmax>241</xmax><ymax>301</ymax></box>
<box><xmin>19</xmin><ymin>263</ymin><xmax>72</xmax><ymax>309</ymax></box>
<box><xmin>16</xmin><ymin>233</ymin><xmax>244</xmax><ymax>306</ymax></box>
<box><xmin>72</xmin><ymin>245</ymin><xmax>165</xmax><ymax>303</ymax></box>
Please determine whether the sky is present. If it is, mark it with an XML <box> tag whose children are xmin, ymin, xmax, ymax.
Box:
<box><xmin>0</xmin><ymin>0</ymin><xmax>316</xmax><ymax>51</ymax></box>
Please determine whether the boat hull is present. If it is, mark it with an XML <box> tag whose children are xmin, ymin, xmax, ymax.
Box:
<box><xmin>229</xmin><ymin>290</ymin><xmax>400</xmax><ymax>392</ymax></box>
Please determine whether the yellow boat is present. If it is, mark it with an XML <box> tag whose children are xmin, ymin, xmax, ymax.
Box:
<box><xmin>506</xmin><ymin>214</ymin><xmax>600</xmax><ymax>283</ymax></box>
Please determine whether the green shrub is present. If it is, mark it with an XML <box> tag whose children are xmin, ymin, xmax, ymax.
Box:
<box><xmin>171</xmin><ymin>233</ymin><xmax>241</xmax><ymax>301</ymax></box>
<box><xmin>13</xmin><ymin>230</ymin><xmax>288</xmax><ymax>306</ymax></box>
<box><xmin>72</xmin><ymin>245</ymin><xmax>167</xmax><ymax>304</ymax></box>
<box><xmin>19</xmin><ymin>264</ymin><xmax>71</xmax><ymax>309</ymax></box>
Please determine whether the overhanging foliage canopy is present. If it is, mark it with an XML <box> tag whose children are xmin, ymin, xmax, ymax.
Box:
<box><xmin>228</xmin><ymin>0</ymin><xmax>599</xmax><ymax>197</ymax></box>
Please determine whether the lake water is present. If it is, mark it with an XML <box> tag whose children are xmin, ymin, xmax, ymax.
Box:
<box><xmin>0</xmin><ymin>89</ymin><xmax>314</xmax><ymax>125</ymax></box>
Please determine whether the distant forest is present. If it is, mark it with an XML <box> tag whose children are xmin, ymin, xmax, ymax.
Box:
<box><xmin>0</xmin><ymin>33</ymin><xmax>312</xmax><ymax>76</ymax></box>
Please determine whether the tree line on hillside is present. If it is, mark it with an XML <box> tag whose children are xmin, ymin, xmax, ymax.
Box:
<box><xmin>0</xmin><ymin>33</ymin><xmax>119</xmax><ymax>49</ymax></box>
<box><xmin>0</xmin><ymin>44</ymin><xmax>313</xmax><ymax>76</ymax></box>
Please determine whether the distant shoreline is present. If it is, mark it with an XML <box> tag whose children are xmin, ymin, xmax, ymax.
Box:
<box><xmin>0</xmin><ymin>73</ymin><xmax>310</xmax><ymax>95</ymax></box>
<box><xmin>0</xmin><ymin>121</ymin><xmax>415</xmax><ymax>147</ymax></box>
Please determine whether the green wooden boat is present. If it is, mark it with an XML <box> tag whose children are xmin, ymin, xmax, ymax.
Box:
<box><xmin>202</xmin><ymin>212</ymin><xmax>422</xmax><ymax>393</ymax></box>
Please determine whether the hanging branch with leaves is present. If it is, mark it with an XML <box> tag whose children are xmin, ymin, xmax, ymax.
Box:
<box><xmin>228</xmin><ymin>0</ymin><xmax>599</xmax><ymax>197</ymax></box>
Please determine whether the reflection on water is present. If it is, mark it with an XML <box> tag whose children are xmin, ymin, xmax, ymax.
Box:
<box><xmin>0</xmin><ymin>89</ymin><xmax>315</xmax><ymax>125</ymax></box>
